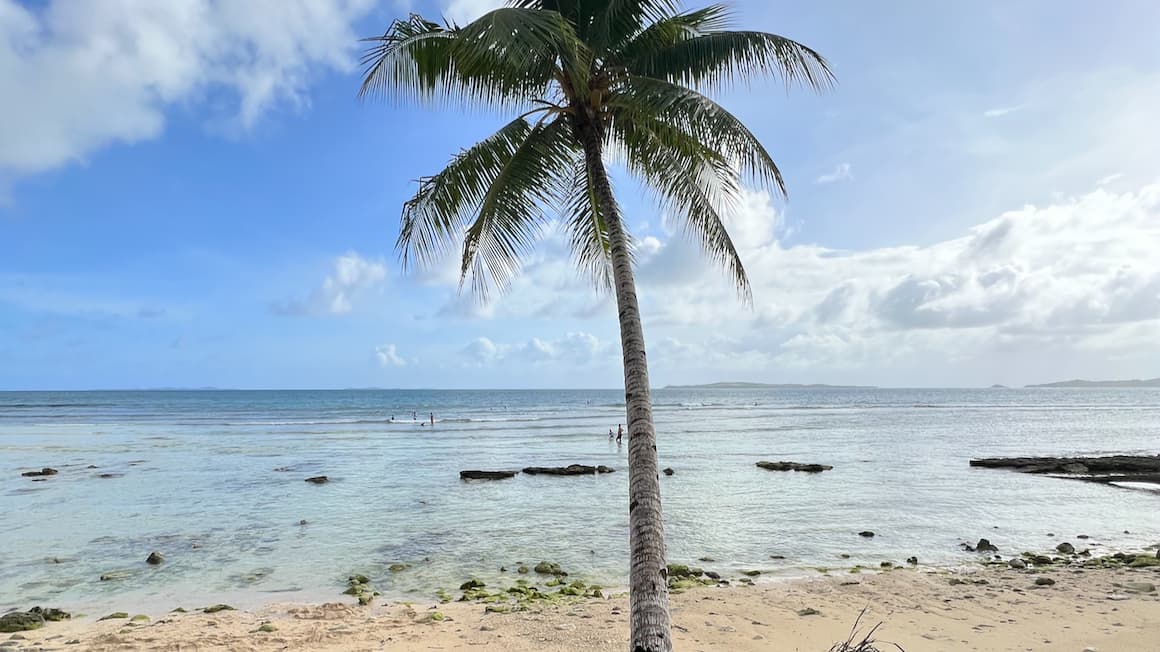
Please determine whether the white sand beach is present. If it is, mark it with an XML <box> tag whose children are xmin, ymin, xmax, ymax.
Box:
<box><xmin>11</xmin><ymin>561</ymin><xmax>1159</xmax><ymax>651</ymax></box>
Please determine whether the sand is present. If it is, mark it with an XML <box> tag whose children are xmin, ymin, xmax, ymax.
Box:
<box><xmin>9</xmin><ymin>563</ymin><xmax>1159</xmax><ymax>651</ymax></box>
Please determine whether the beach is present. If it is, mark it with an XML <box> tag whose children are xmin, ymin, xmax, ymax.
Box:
<box><xmin>8</xmin><ymin>561</ymin><xmax>1160</xmax><ymax>651</ymax></box>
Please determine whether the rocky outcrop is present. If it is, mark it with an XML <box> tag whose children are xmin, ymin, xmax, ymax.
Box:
<box><xmin>969</xmin><ymin>455</ymin><xmax>1160</xmax><ymax>490</ymax></box>
<box><xmin>20</xmin><ymin>468</ymin><xmax>58</xmax><ymax>477</ymax></box>
<box><xmin>756</xmin><ymin>461</ymin><xmax>832</xmax><ymax>473</ymax></box>
<box><xmin>522</xmin><ymin>465</ymin><xmax>614</xmax><ymax>476</ymax></box>
<box><xmin>459</xmin><ymin>470</ymin><xmax>517</xmax><ymax>480</ymax></box>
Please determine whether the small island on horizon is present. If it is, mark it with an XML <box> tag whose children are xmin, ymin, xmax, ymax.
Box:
<box><xmin>1025</xmin><ymin>378</ymin><xmax>1160</xmax><ymax>388</ymax></box>
<box><xmin>663</xmin><ymin>381</ymin><xmax>877</xmax><ymax>390</ymax></box>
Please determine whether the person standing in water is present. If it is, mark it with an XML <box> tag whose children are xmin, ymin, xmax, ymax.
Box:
<box><xmin>429</xmin><ymin>413</ymin><xmax>435</xmax><ymax>427</ymax></box>
<box><xmin>616</xmin><ymin>424</ymin><xmax>623</xmax><ymax>444</ymax></box>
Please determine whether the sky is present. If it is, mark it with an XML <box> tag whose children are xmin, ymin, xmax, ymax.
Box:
<box><xmin>1</xmin><ymin>0</ymin><xmax>1159</xmax><ymax>390</ymax></box>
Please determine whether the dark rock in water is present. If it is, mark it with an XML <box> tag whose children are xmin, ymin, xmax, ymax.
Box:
<box><xmin>522</xmin><ymin>465</ymin><xmax>614</xmax><ymax>476</ymax></box>
<box><xmin>273</xmin><ymin>466</ymin><xmax>292</xmax><ymax>472</ymax></box>
<box><xmin>974</xmin><ymin>538</ymin><xmax>998</xmax><ymax>553</ymax></box>
<box><xmin>1034</xmin><ymin>577</ymin><xmax>1055</xmax><ymax>586</ymax></box>
<box><xmin>97</xmin><ymin>473</ymin><xmax>123</xmax><ymax>479</ymax></box>
<box><xmin>906</xmin><ymin>556</ymin><xmax>918</xmax><ymax>565</ymax></box>
<box><xmin>756</xmin><ymin>461</ymin><xmax>832</xmax><ymax>473</ymax></box>
<box><xmin>858</xmin><ymin>531</ymin><xmax>875</xmax><ymax>538</ymax></box>
<box><xmin>298</xmin><ymin>519</ymin><xmax>308</xmax><ymax>526</ymax></box>
<box><xmin>534</xmin><ymin>561</ymin><xmax>565</xmax><ymax>575</ymax></box>
<box><xmin>662</xmin><ymin>468</ymin><xmax>675</xmax><ymax>476</ymax></box>
<box><xmin>29</xmin><ymin>607</ymin><xmax>70</xmax><ymax>622</ymax></box>
<box><xmin>969</xmin><ymin>455</ymin><xmax>1160</xmax><ymax>490</ymax></box>
<box><xmin>87</xmin><ymin>465</ymin><xmax>99</xmax><ymax>469</ymax></box>
<box><xmin>21</xmin><ymin>467</ymin><xmax>58</xmax><ymax>477</ymax></box>
<box><xmin>769</xmin><ymin>555</ymin><xmax>786</xmax><ymax>560</ymax></box>
<box><xmin>704</xmin><ymin>571</ymin><xmax>720</xmax><ymax>580</ymax></box>
<box><xmin>459</xmin><ymin>579</ymin><xmax>485</xmax><ymax>590</ymax></box>
<box><xmin>146</xmin><ymin>551</ymin><xmax>164</xmax><ymax>565</ymax></box>
<box><xmin>0</xmin><ymin>611</ymin><xmax>45</xmax><ymax>633</ymax></box>
<box><xmin>1056</xmin><ymin>542</ymin><xmax>1076</xmax><ymax>554</ymax></box>
<box><xmin>1077</xmin><ymin>534</ymin><xmax>1090</xmax><ymax>539</ymax></box>
<box><xmin>304</xmin><ymin>476</ymin><xmax>329</xmax><ymax>484</ymax></box>
<box><xmin>459</xmin><ymin>470</ymin><xmax>517</xmax><ymax>480</ymax></box>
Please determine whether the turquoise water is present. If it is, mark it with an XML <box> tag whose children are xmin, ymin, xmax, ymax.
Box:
<box><xmin>2</xmin><ymin>388</ymin><xmax>1158</xmax><ymax>614</ymax></box>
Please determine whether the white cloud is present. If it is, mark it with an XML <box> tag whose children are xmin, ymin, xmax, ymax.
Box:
<box><xmin>375</xmin><ymin>344</ymin><xmax>406</xmax><ymax>368</ymax></box>
<box><xmin>460</xmin><ymin>331</ymin><xmax>611</xmax><ymax>367</ymax></box>
<box><xmin>273</xmin><ymin>251</ymin><xmax>387</xmax><ymax>316</ymax></box>
<box><xmin>0</xmin><ymin>0</ymin><xmax>375</xmax><ymax>179</ymax></box>
<box><xmin>443</xmin><ymin>0</ymin><xmax>504</xmax><ymax>24</ymax></box>
<box><xmin>982</xmin><ymin>105</ymin><xmax>1023</xmax><ymax>118</ymax></box>
<box><xmin>814</xmin><ymin>162</ymin><xmax>852</xmax><ymax>185</ymax></box>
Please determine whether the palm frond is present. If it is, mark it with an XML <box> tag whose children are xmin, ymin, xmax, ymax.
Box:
<box><xmin>459</xmin><ymin>116</ymin><xmax>576</xmax><ymax>298</ymax></box>
<box><xmin>629</xmin><ymin>29</ymin><xmax>835</xmax><ymax>92</ymax></box>
<box><xmin>360</xmin><ymin>8</ymin><xmax>576</xmax><ymax>111</ymax></box>
<box><xmin>558</xmin><ymin>154</ymin><xmax>615</xmax><ymax>291</ymax></box>
<box><xmin>398</xmin><ymin>116</ymin><xmax>546</xmax><ymax>273</ymax></box>
<box><xmin>609</xmin><ymin>75</ymin><xmax>787</xmax><ymax>196</ymax></box>
<box><xmin>610</xmin><ymin>106</ymin><xmax>751</xmax><ymax>301</ymax></box>
<box><xmin>612</xmin><ymin>4</ymin><xmax>733</xmax><ymax>61</ymax></box>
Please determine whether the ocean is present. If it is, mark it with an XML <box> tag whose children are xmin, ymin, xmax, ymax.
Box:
<box><xmin>2</xmin><ymin>387</ymin><xmax>1158</xmax><ymax>615</ymax></box>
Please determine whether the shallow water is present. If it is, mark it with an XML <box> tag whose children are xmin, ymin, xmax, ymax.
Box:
<box><xmin>1</xmin><ymin>387</ymin><xmax>1158</xmax><ymax>614</ymax></box>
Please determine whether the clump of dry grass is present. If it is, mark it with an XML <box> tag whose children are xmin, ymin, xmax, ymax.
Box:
<box><xmin>829</xmin><ymin>609</ymin><xmax>905</xmax><ymax>652</ymax></box>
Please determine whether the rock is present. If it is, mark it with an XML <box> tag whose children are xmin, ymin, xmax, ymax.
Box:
<box><xmin>1008</xmin><ymin>558</ymin><xmax>1027</xmax><ymax>569</ymax></box>
<box><xmin>146</xmin><ymin>551</ymin><xmax>164</xmax><ymax>565</ymax></box>
<box><xmin>304</xmin><ymin>476</ymin><xmax>329</xmax><ymax>484</ymax></box>
<box><xmin>130</xmin><ymin>615</ymin><xmax>149</xmax><ymax>623</ymax></box>
<box><xmin>1122</xmin><ymin>582</ymin><xmax>1155</xmax><ymax>594</ymax></box>
<box><xmin>704</xmin><ymin>571</ymin><xmax>720</xmax><ymax>580</ymax></box>
<box><xmin>858</xmin><ymin>531</ymin><xmax>875</xmax><ymax>538</ymax></box>
<box><xmin>0</xmin><ymin>612</ymin><xmax>45</xmax><ymax>633</ymax></box>
<box><xmin>98</xmin><ymin>612</ymin><xmax>129</xmax><ymax>621</ymax></box>
<box><xmin>742</xmin><ymin>570</ymin><xmax>761</xmax><ymax>577</ymax></box>
<box><xmin>1129</xmin><ymin>555</ymin><xmax>1160</xmax><ymax>568</ymax></box>
<box><xmin>256</xmin><ymin>623</ymin><xmax>277</xmax><ymax>632</ymax></box>
<box><xmin>698</xmin><ymin>556</ymin><xmax>715</xmax><ymax>562</ymax></box>
<box><xmin>459</xmin><ymin>579</ymin><xmax>485</xmax><ymax>591</ymax></box>
<box><xmin>28</xmin><ymin>607</ymin><xmax>70</xmax><ymax>622</ymax></box>
<box><xmin>666</xmin><ymin>564</ymin><xmax>695</xmax><ymax>578</ymax></box>
<box><xmin>755</xmin><ymin>461</ymin><xmax>833</xmax><ymax>473</ymax></box>
<box><xmin>298</xmin><ymin>519</ymin><xmax>308</xmax><ymax>526</ymax></box>
<box><xmin>202</xmin><ymin>604</ymin><xmax>235</xmax><ymax>613</ymax></box>
<box><xmin>534</xmin><ymin>561</ymin><xmax>565</xmax><ymax>576</ymax></box>
<box><xmin>20</xmin><ymin>468</ymin><xmax>58</xmax><ymax>478</ymax></box>
<box><xmin>974</xmin><ymin>538</ymin><xmax>998</xmax><ymax>553</ymax></box>
<box><xmin>1077</xmin><ymin>534</ymin><xmax>1090</xmax><ymax>539</ymax></box>
<box><xmin>459</xmin><ymin>470</ymin><xmax>517</xmax><ymax>480</ymax></box>
<box><xmin>517</xmin><ymin>566</ymin><xmax>529</xmax><ymax>574</ymax></box>
<box><xmin>521</xmin><ymin>465</ymin><xmax>614</xmax><ymax>476</ymax></box>
<box><xmin>797</xmin><ymin>607</ymin><xmax>821</xmax><ymax>616</ymax></box>
<box><xmin>1061</xmin><ymin>463</ymin><xmax>1089</xmax><ymax>474</ymax></box>
<box><xmin>906</xmin><ymin>556</ymin><xmax>918</xmax><ymax>565</ymax></box>
<box><xmin>388</xmin><ymin>563</ymin><xmax>408</xmax><ymax>572</ymax></box>
<box><xmin>1035</xmin><ymin>577</ymin><xmax>1055</xmax><ymax>586</ymax></box>
<box><xmin>1056</xmin><ymin>542</ymin><xmax>1075</xmax><ymax>554</ymax></box>
<box><xmin>662</xmin><ymin>468</ymin><xmax>674</xmax><ymax>476</ymax></box>
<box><xmin>880</xmin><ymin>561</ymin><xmax>893</xmax><ymax>568</ymax></box>
<box><xmin>769</xmin><ymin>555</ymin><xmax>786</xmax><ymax>560</ymax></box>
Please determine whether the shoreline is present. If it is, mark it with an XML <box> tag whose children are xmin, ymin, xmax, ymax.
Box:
<box><xmin>7</xmin><ymin>551</ymin><xmax>1159</xmax><ymax>651</ymax></box>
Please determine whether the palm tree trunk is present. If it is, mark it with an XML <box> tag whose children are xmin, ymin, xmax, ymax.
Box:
<box><xmin>578</xmin><ymin>122</ymin><xmax>672</xmax><ymax>652</ymax></box>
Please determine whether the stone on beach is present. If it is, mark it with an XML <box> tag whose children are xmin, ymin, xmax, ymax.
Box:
<box><xmin>1009</xmin><ymin>558</ymin><xmax>1027</xmax><ymax>569</ymax></box>
<box><xmin>459</xmin><ymin>470</ymin><xmax>517</xmax><ymax>480</ymax></box>
<box><xmin>521</xmin><ymin>465</ymin><xmax>614</xmax><ymax>476</ymax></box>
<box><xmin>755</xmin><ymin>461</ymin><xmax>832</xmax><ymax>473</ymax></box>
<box><xmin>0</xmin><ymin>612</ymin><xmax>44</xmax><ymax>633</ymax></box>
<box><xmin>1056</xmin><ymin>542</ymin><xmax>1076</xmax><ymax>554</ymax></box>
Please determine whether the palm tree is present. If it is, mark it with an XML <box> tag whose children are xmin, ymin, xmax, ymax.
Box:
<box><xmin>360</xmin><ymin>2</ymin><xmax>831</xmax><ymax>649</ymax></box>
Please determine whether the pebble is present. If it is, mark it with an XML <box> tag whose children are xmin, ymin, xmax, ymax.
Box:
<box><xmin>1035</xmin><ymin>577</ymin><xmax>1055</xmax><ymax>586</ymax></box>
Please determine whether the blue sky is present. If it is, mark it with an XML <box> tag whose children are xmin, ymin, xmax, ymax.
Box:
<box><xmin>2</xmin><ymin>0</ymin><xmax>1159</xmax><ymax>390</ymax></box>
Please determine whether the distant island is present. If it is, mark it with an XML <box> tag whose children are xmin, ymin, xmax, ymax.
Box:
<box><xmin>1026</xmin><ymin>378</ymin><xmax>1160</xmax><ymax>388</ymax></box>
<box><xmin>989</xmin><ymin>384</ymin><xmax>1009</xmax><ymax>389</ymax></box>
<box><xmin>663</xmin><ymin>381</ymin><xmax>877</xmax><ymax>390</ymax></box>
